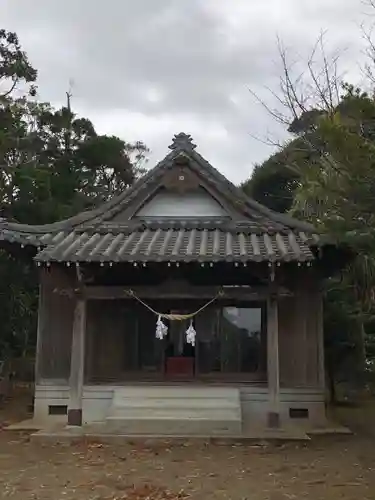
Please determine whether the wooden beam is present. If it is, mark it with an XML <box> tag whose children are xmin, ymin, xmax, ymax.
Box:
<box><xmin>68</xmin><ymin>298</ymin><xmax>86</xmax><ymax>426</ymax></box>
<box><xmin>267</xmin><ymin>295</ymin><xmax>280</xmax><ymax>428</ymax></box>
<box><xmin>84</xmin><ymin>284</ymin><xmax>293</xmax><ymax>301</ymax></box>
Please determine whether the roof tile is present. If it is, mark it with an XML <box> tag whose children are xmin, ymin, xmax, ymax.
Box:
<box><xmin>35</xmin><ymin>228</ymin><xmax>314</xmax><ymax>263</ymax></box>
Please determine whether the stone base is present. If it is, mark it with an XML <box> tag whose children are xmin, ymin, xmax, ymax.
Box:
<box><xmin>33</xmin><ymin>384</ymin><xmax>328</xmax><ymax>430</ymax></box>
<box><xmin>68</xmin><ymin>409</ymin><xmax>82</xmax><ymax>426</ymax></box>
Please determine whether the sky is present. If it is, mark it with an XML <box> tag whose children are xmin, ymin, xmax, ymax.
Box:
<box><xmin>2</xmin><ymin>0</ymin><xmax>370</xmax><ymax>184</ymax></box>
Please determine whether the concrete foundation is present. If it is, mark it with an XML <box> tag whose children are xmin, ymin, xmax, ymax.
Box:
<box><xmin>32</xmin><ymin>383</ymin><xmax>327</xmax><ymax>433</ymax></box>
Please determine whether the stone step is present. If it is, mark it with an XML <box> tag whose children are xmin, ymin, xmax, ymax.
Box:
<box><xmin>111</xmin><ymin>398</ymin><xmax>240</xmax><ymax>409</ymax></box>
<box><xmin>108</xmin><ymin>407</ymin><xmax>240</xmax><ymax>419</ymax></box>
<box><xmin>102</xmin><ymin>418</ymin><xmax>241</xmax><ymax>436</ymax></box>
<box><xmin>111</xmin><ymin>386</ymin><xmax>240</xmax><ymax>399</ymax></box>
<box><xmin>106</xmin><ymin>386</ymin><xmax>242</xmax><ymax>436</ymax></box>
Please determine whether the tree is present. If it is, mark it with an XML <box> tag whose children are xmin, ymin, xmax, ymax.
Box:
<box><xmin>247</xmin><ymin>33</ymin><xmax>375</xmax><ymax>399</ymax></box>
<box><xmin>0</xmin><ymin>100</ymin><xmax>148</xmax><ymax>225</ymax></box>
<box><xmin>76</xmin><ymin>135</ymin><xmax>147</xmax><ymax>204</ymax></box>
<box><xmin>0</xmin><ymin>29</ymin><xmax>149</xmax><ymax>363</ymax></box>
<box><xmin>0</xmin><ymin>29</ymin><xmax>37</xmax><ymax>99</ymax></box>
<box><xmin>241</xmin><ymin>142</ymin><xmax>302</xmax><ymax>213</ymax></box>
<box><xmin>0</xmin><ymin>100</ymin><xmax>148</xmax><ymax>358</ymax></box>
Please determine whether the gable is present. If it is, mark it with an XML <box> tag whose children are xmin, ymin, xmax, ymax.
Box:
<box><xmin>135</xmin><ymin>187</ymin><xmax>229</xmax><ymax>218</ymax></box>
<box><xmin>108</xmin><ymin>150</ymin><xmax>240</xmax><ymax>223</ymax></box>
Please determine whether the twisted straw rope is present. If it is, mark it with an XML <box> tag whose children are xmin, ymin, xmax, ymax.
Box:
<box><xmin>126</xmin><ymin>289</ymin><xmax>223</xmax><ymax>320</ymax></box>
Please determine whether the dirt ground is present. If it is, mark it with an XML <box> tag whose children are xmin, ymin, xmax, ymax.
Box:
<box><xmin>0</xmin><ymin>388</ymin><xmax>375</xmax><ymax>500</ymax></box>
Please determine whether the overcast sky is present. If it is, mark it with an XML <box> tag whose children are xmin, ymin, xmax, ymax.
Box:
<box><xmin>2</xmin><ymin>0</ymin><xmax>369</xmax><ymax>183</ymax></box>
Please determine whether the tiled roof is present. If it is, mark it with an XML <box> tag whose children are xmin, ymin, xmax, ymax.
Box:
<box><xmin>0</xmin><ymin>225</ymin><xmax>61</xmax><ymax>248</ymax></box>
<box><xmin>35</xmin><ymin>228</ymin><xmax>318</xmax><ymax>263</ymax></box>
<box><xmin>0</xmin><ymin>133</ymin><xmax>326</xmax><ymax>264</ymax></box>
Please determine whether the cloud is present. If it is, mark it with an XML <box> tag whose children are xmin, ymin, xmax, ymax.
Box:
<box><xmin>2</xmin><ymin>0</ymin><xmax>367</xmax><ymax>183</ymax></box>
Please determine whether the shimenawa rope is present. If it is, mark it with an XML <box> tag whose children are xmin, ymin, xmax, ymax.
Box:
<box><xmin>126</xmin><ymin>289</ymin><xmax>223</xmax><ymax>320</ymax></box>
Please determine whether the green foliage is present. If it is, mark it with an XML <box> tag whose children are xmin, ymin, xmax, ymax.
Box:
<box><xmin>291</xmin><ymin>98</ymin><xmax>375</xmax><ymax>390</ymax></box>
<box><xmin>0</xmin><ymin>29</ymin><xmax>149</xmax><ymax>361</ymax></box>
<box><xmin>244</xmin><ymin>84</ymin><xmax>375</xmax><ymax>395</ymax></box>
<box><xmin>241</xmin><ymin>146</ymin><xmax>301</xmax><ymax>213</ymax></box>
<box><xmin>0</xmin><ymin>101</ymin><xmax>148</xmax><ymax>225</ymax></box>
<box><xmin>0</xmin><ymin>29</ymin><xmax>37</xmax><ymax>98</ymax></box>
<box><xmin>0</xmin><ymin>252</ymin><xmax>37</xmax><ymax>358</ymax></box>
<box><xmin>76</xmin><ymin>135</ymin><xmax>146</xmax><ymax>203</ymax></box>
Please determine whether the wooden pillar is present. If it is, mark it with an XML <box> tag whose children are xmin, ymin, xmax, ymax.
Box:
<box><xmin>316</xmin><ymin>293</ymin><xmax>325</xmax><ymax>389</ymax></box>
<box><xmin>68</xmin><ymin>297</ymin><xmax>86</xmax><ymax>426</ymax></box>
<box><xmin>34</xmin><ymin>284</ymin><xmax>44</xmax><ymax>385</ymax></box>
<box><xmin>267</xmin><ymin>295</ymin><xmax>280</xmax><ymax>428</ymax></box>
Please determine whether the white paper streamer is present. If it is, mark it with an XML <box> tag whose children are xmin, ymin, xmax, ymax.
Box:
<box><xmin>186</xmin><ymin>321</ymin><xmax>196</xmax><ymax>346</ymax></box>
<box><xmin>155</xmin><ymin>315</ymin><xmax>168</xmax><ymax>340</ymax></box>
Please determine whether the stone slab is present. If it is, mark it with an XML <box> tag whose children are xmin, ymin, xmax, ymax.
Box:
<box><xmin>30</xmin><ymin>426</ymin><xmax>311</xmax><ymax>445</ymax></box>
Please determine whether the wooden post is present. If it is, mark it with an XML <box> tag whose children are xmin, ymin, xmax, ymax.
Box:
<box><xmin>68</xmin><ymin>297</ymin><xmax>86</xmax><ymax>426</ymax></box>
<box><xmin>34</xmin><ymin>284</ymin><xmax>44</xmax><ymax>385</ymax></box>
<box><xmin>316</xmin><ymin>293</ymin><xmax>325</xmax><ymax>389</ymax></box>
<box><xmin>267</xmin><ymin>295</ymin><xmax>280</xmax><ymax>428</ymax></box>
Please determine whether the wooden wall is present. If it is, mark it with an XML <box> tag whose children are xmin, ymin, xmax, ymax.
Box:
<box><xmin>36</xmin><ymin>271</ymin><xmax>130</xmax><ymax>384</ymax></box>
<box><xmin>85</xmin><ymin>301</ymin><xmax>127</xmax><ymax>382</ymax></box>
<box><xmin>35</xmin><ymin>267</ymin><xmax>324</xmax><ymax>389</ymax></box>
<box><xmin>278</xmin><ymin>286</ymin><xmax>324</xmax><ymax>388</ymax></box>
<box><xmin>36</xmin><ymin>268</ymin><xmax>74</xmax><ymax>382</ymax></box>
<box><xmin>85</xmin><ymin>303</ymin><xmax>162</xmax><ymax>381</ymax></box>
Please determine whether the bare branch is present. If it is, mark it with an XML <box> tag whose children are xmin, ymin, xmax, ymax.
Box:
<box><xmin>247</xmin><ymin>131</ymin><xmax>286</xmax><ymax>149</ymax></box>
<box><xmin>248</xmin><ymin>86</ymin><xmax>290</xmax><ymax>125</ymax></box>
<box><xmin>276</xmin><ymin>36</ymin><xmax>325</xmax><ymax>127</ymax></box>
<box><xmin>1</xmin><ymin>78</ymin><xmax>19</xmax><ymax>99</ymax></box>
<box><xmin>250</xmin><ymin>32</ymin><xmax>343</xmax><ymax>139</ymax></box>
<box><xmin>277</xmin><ymin>38</ymin><xmax>302</xmax><ymax>120</ymax></box>
<box><xmin>364</xmin><ymin>0</ymin><xmax>375</xmax><ymax>11</ymax></box>
<box><xmin>360</xmin><ymin>0</ymin><xmax>375</xmax><ymax>85</ymax></box>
